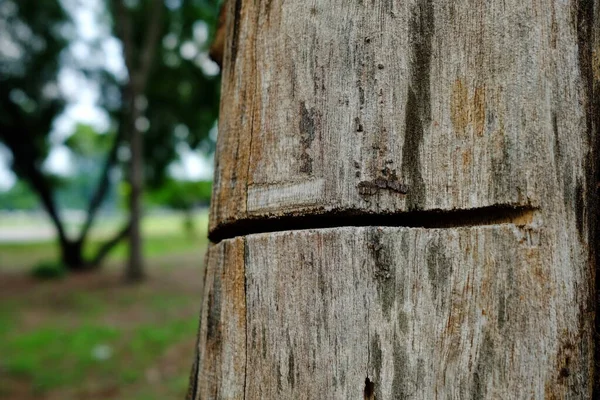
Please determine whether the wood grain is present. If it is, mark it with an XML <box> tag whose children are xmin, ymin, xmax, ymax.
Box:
<box><xmin>191</xmin><ymin>0</ymin><xmax>599</xmax><ymax>398</ymax></box>
<box><xmin>209</xmin><ymin>0</ymin><xmax>596</xmax><ymax>236</ymax></box>
<box><xmin>192</xmin><ymin>224</ymin><xmax>593</xmax><ymax>399</ymax></box>
<box><xmin>190</xmin><ymin>238</ymin><xmax>246</xmax><ymax>400</ymax></box>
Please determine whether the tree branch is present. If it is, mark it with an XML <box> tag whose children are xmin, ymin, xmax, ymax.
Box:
<box><xmin>112</xmin><ymin>0</ymin><xmax>135</xmax><ymax>75</ymax></box>
<box><xmin>1</xmin><ymin>101</ymin><xmax>69</xmax><ymax>245</ymax></box>
<box><xmin>136</xmin><ymin>0</ymin><xmax>164</xmax><ymax>92</ymax></box>
<box><xmin>78</xmin><ymin>109</ymin><xmax>125</xmax><ymax>244</ymax></box>
<box><xmin>90</xmin><ymin>221</ymin><xmax>131</xmax><ymax>267</ymax></box>
<box><xmin>25</xmin><ymin>162</ymin><xmax>70</xmax><ymax>245</ymax></box>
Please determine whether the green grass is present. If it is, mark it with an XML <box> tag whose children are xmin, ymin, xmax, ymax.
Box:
<box><xmin>0</xmin><ymin>211</ymin><xmax>208</xmax><ymax>399</ymax></box>
<box><xmin>0</xmin><ymin>319</ymin><xmax>196</xmax><ymax>392</ymax></box>
<box><xmin>0</xmin><ymin>242</ymin><xmax>59</xmax><ymax>271</ymax></box>
<box><xmin>0</xmin><ymin>211</ymin><xmax>209</xmax><ymax>271</ymax></box>
<box><xmin>3</xmin><ymin>325</ymin><xmax>121</xmax><ymax>391</ymax></box>
<box><xmin>87</xmin><ymin>231</ymin><xmax>206</xmax><ymax>261</ymax></box>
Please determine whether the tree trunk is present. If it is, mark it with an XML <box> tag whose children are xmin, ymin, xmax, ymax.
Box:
<box><xmin>189</xmin><ymin>1</ymin><xmax>599</xmax><ymax>399</ymax></box>
<box><xmin>126</xmin><ymin>88</ymin><xmax>145</xmax><ymax>282</ymax></box>
<box><xmin>113</xmin><ymin>0</ymin><xmax>164</xmax><ymax>283</ymax></box>
<box><xmin>59</xmin><ymin>239</ymin><xmax>84</xmax><ymax>271</ymax></box>
<box><xmin>183</xmin><ymin>207</ymin><xmax>197</xmax><ymax>239</ymax></box>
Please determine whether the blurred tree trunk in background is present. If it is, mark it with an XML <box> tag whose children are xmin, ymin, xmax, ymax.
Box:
<box><xmin>188</xmin><ymin>0</ymin><xmax>600</xmax><ymax>398</ymax></box>
<box><xmin>112</xmin><ymin>0</ymin><xmax>164</xmax><ymax>282</ymax></box>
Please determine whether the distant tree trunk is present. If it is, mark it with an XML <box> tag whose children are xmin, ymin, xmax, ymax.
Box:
<box><xmin>182</xmin><ymin>207</ymin><xmax>196</xmax><ymax>238</ymax></box>
<box><xmin>59</xmin><ymin>239</ymin><xmax>83</xmax><ymax>270</ymax></box>
<box><xmin>126</xmin><ymin>82</ymin><xmax>145</xmax><ymax>282</ymax></box>
<box><xmin>189</xmin><ymin>1</ymin><xmax>599</xmax><ymax>399</ymax></box>
<box><xmin>113</xmin><ymin>0</ymin><xmax>164</xmax><ymax>282</ymax></box>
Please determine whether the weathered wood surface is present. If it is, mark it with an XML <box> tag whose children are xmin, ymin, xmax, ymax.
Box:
<box><xmin>190</xmin><ymin>0</ymin><xmax>599</xmax><ymax>398</ymax></box>
<box><xmin>191</xmin><ymin>225</ymin><xmax>592</xmax><ymax>399</ymax></box>
<box><xmin>209</xmin><ymin>0</ymin><xmax>597</xmax><ymax>235</ymax></box>
<box><xmin>190</xmin><ymin>238</ymin><xmax>246</xmax><ymax>399</ymax></box>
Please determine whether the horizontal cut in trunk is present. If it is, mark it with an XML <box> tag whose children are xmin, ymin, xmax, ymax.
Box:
<box><xmin>189</xmin><ymin>0</ymin><xmax>599</xmax><ymax>398</ymax></box>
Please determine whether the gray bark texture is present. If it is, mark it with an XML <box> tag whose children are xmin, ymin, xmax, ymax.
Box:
<box><xmin>189</xmin><ymin>0</ymin><xmax>600</xmax><ymax>399</ymax></box>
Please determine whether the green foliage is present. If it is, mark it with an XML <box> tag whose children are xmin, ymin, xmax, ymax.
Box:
<box><xmin>0</xmin><ymin>0</ymin><xmax>222</xmax><ymax>195</ymax></box>
<box><xmin>64</xmin><ymin>124</ymin><xmax>112</xmax><ymax>158</ymax></box>
<box><xmin>116</xmin><ymin>0</ymin><xmax>222</xmax><ymax>187</ymax></box>
<box><xmin>57</xmin><ymin>124</ymin><xmax>119</xmax><ymax>211</ymax></box>
<box><xmin>146</xmin><ymin>178</ymin><xmax>212</xmax><ymax>210</ymax></box>
<box><xmin>2</xmin><ymin>139</ymin><xmax>121</xmax><ymax>211</ymax></box>
<box><xmin>0</xmin><ymin>0</ymin><xmax>69</xmax><ymax>182</ymax></box>
<box><xmin>0</xmin><ymin>0</ymin><xmax>222</xmax><ymax>270</ymax></box>
<box><xmin>0</xmin><ymin>180</ymin><xmax>39</xmax><ymax>210</ymax></box>
<box><xmin>30</xmin><ymin>260</ymin><xmax>67</xmax><ymax>280</ymax></box>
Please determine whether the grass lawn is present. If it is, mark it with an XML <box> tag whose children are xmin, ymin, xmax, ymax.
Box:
<box><xmin>0</xmin><ymin>211</ymin><xmax>209</xmax><ymax>400</ymax></box>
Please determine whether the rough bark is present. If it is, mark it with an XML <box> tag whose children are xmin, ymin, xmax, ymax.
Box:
<box><xmin>190</xmin><ymin>0</ymin><xmax>599</xmax><ymax>398</ymax></box>
<box><xmin>192</xmin><ymin>224</ymin><xmax>591</xmax><ymax>398</ymax></box>
<box><xmin>188</xmin><ymin>238</ymin><xmax>246</xmax><ymax>400</ymax></box>
<box><xmin>209</xmin><ymin>0</ymin><xmax>597</xmax><ymax>238</ymax></box>
<box><xmin>209</xmin><ymin>2</ymin><xmax>228</xmax><ymax>68</ymax></box>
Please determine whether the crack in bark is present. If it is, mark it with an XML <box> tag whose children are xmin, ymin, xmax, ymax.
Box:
<box><xmin>209</xmin><ymin>205</ymin><xmax>537</xmax><ymax>243</ymax></box>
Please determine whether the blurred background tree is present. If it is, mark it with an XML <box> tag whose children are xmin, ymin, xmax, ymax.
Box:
<box><xmin>0</xmin><ymin>0</ymin><xmax>223</xmax><ymax>398</ymax></box>
<box><xmin>109</xmin><ymin>0</ymin><xmax>221</xmax><ymax>281</ymax></box>
<box><xmin>0</xmin><ymin>0</ymin><xmax>221</xmax><ymax>276</ymax></box>
<box><xmin>0</xmin><ymin>0</ymin><xmax>81</xmax><ymax>266</ymax></box>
